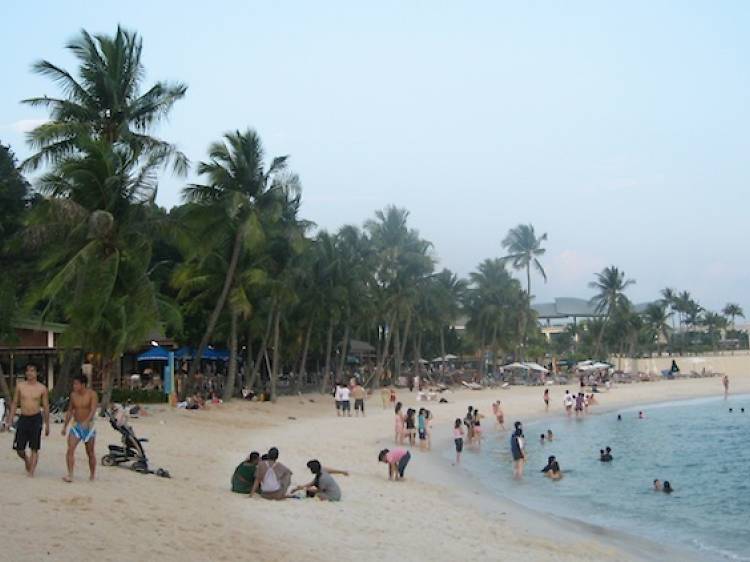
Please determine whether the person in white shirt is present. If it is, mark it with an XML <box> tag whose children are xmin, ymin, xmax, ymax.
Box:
<box><xmin>334</xmin><ymin>383</ymin><xmax>343</xmax><ymax>417</ymax></box>
<box><xmin>563</xmin><ymin>391</ymin><xmax>574</xmax><ymax>417</ymax></box>
<box><xmin>339</xmin><ymin>385</ymin><xmax>351</xmax><ymax>417</ymax></box>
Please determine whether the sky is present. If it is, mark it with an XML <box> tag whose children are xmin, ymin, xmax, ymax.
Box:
<box><xmin>2</xmin><ymin>1</ymin><xmax>749</xmax><ymax>315</ymax></box>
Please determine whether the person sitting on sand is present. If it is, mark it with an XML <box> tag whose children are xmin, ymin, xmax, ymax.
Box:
<box><xmin>379</xmin><ymin>448</ymin><xmax>411</xmax><ymax>480</ymax></box>
<box><xmin>232</xmin><ymin>451</ymin><xmax>260</xmax><ymax>494</ymax></box>
<box><xmin>289</xmin><ymin>460</ymin><xmax>348</xmax><ymax>501</ymax></box>
<box><xmin>252</xmin><ymin>447</ymin><xmax>293</xmax><ymax>500</ymax></box>
<box><xmin>663</xmin><ymin>481</ymin><xmax>674</xmax><ymax>494</ymax></box>
<box><xmin>653</xmin><ymin>479</ymin><xmax>662</xmax><ymax>491</ymax></box>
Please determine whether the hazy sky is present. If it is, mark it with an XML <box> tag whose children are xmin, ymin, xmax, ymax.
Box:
<box><xmin>2</xmin><ymin>1</ymin><xmax>749</xmax><ymax>315</ymax></box>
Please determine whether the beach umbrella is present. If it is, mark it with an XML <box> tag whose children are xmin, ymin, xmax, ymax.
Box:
<box><xmin>137</xmin><ymin>346</ymin><xmax>170</xmax><ymax>362</ymax></box>
<box><xmin>502</xmin><ymin>362</ymin><xmax>529</xmax><ymax>370</ymax></box>
<box><xmin>524</xmin><ymin>362</ymin><xmax>549</xmax><ymax>373</ymax></box>
<box><xmin>174</xmin><ymin>346</ymin><xmax>194</xmax><ymax>360</ymax></box>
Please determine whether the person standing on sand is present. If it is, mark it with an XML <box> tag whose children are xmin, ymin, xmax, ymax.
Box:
<box><xmin>723</xmin><ymin>375</ymin><xmax>729</xmax><ymax>397</ymax></box>
<box><xmin>339</xmin><ymin>384</ymin><xmax>352</xmax><ymax>417</ymax></box>
<box><xmin>453</xmin><ymin>418</ymin><xmax>464</xmax><ymax>464</ymax></box>
<box><xmin>543</xmin><ymin>388</ymin><xmax>550</xmax><ymax>411</ymax></box>
<box><xmin>510</xmin><ymin>425</ymin><xmax>525</xmax><ymax>479</ymax></box>
<box><xmin>351</xmin><ymin>382</ymin><xmax>366</xmax><ymax>417</ymax></box>
<box><xmin>61</xmin><ymin>374</ymin><xmax>98</xmax><ymax>482</ymax></box>
<box><xmin>334</xmin><ymin>382</ymin><xmax>343</xmax><ymax>416</ymax></box>
<box><xmin>8</xmin><ymin>363</ymin><xmax>50</xmax><ymax>477</ymax></box>
<box><xmin>394</xmin><ymin>402</ymin><xmax>405</xmax><ymax>444</ymax></box>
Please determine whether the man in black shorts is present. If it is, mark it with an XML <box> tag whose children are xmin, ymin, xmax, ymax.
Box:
<box><xmin>8</xmin><ymin>363</ymin><xmax>50</xmax><ymax>477</ymax></box>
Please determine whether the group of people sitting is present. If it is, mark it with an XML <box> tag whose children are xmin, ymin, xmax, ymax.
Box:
<box><xmin>231</xmin><ymin>447</ymin><xmax>347</xmax><ymax>501</ymax></box>
<box><xmin>177</xmin><ymin>392</ymin><xmax>223</xmax><ymax>410</ymax></box>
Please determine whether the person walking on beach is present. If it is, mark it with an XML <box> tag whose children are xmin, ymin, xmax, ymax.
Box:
<box><xmin>418</xmin><ymin>408</ymin><xmax>427</xmax><ymax>451</ymax></box>
<box><xmin>8</xmin><ymin>363</ymin><xmax>50</xmax><ymax>477</ymax></box>
<box><xmin>339</xmin><ymin>384</ymin><xmax>351</xmax><ymax>417</ymax></box>
<box><xmin>723</xmin><ymin>375</ymin><xmax>729</xmax><ymax>398</ymax></box>
<box><xmin>334</xmin><ymin>382</ymin><xmax>343</xmax><ymax>416</ymax></box>
<box><xmin>61</xmin><ymin>374</ymin><xmax>98</xmax><ymax>482</ymax></box>
<box><xmin>453</xmin><ymin>418</ymin><xmax>464</xmax><ymax>464</ymax></box>
<box><xmin>510</xmin><ymin>424</ymin><xmax>525</xmax><ymax>479</ymax></box>
<box><xmin>379</xmin><ymin>448</ymin><xmax>411</xmax><ymax>480</ymax></box>
<box><xmin>543</xmin><ymin>388</ymin><xmax>550</xmax><ymax>412</ymax></box>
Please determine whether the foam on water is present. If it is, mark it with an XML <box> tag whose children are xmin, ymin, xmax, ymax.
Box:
<box><xmin>458</xmin><ymin>394</ymin><xmax>750</xmax><ymax>561</ymax></box>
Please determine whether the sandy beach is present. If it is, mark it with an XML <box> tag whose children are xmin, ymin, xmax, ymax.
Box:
<box><xmin>2</xmin><ymin>374</ymin><xmax>748</xmax><ymax>562</ymax></box>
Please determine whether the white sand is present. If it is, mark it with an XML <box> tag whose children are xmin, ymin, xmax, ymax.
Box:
<box><xmin>1</xmin><ymin>374</ymin><xmax>747</xmax><ymax>562</ymax></box>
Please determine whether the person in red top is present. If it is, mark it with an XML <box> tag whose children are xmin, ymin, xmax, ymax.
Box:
<box><xmin>378</xmin><ymin>448</ymin><xmax>411</xmax><ymax>480</ymax></box>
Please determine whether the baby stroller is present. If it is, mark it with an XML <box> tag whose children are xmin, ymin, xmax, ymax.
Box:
<box><xmin>101</xmin><ymin>409</ymin><xmax>150</xmax><ymax>473</ymax></box>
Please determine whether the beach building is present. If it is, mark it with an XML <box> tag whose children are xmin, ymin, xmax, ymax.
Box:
<box><xmin>0</xmin><ymin>317</ymin><xmax>66</xmax><ymax>389</ymax></box>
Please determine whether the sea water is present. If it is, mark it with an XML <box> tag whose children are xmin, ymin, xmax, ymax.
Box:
<box><xmin>462</xmin><ymin>394</ymin><xmax>750</xmax><ymax>561</ymax></box>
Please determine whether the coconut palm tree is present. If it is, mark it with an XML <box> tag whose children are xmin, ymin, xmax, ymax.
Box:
<box><xmin>501</xmin><ymin>224</ymin><xmax>548</xmax><ymax>298</ymax></box>
<box><xmin>180</xmin><ymin>129</ymin><xmax>289</xmax><ymax>391</ymax></box>
<box><xmin>660</xmin><ymin>287</ymin><xmax>677</xmax><ymax>329</ymax></box>
<box><xmin>589</xmin><ymin>266</ymin><xmax>635</xmax><ymax>357</ymax></box>
<box><xmin>26</xmin><ymin>139</ymin><xmax>176</xmax><ymax>406</ymax></box>
<box><xmin>722</xmin><ymin>303</ymin><xmax>744</xmax><ymax>328</ymax></box>
<box><xmin>644</xmin><ymin>302</ymin><xmax>670</xmax><ymax>354</ymax></box>
<box><xmin>22</xmin><ymin>26</ymin><xmax>187</xmax><ymax>173</ymax></box>
<box><xmin>431</xmin><ymin>269</ymin><xmax>466</xmax><ymax>375</ymax></box>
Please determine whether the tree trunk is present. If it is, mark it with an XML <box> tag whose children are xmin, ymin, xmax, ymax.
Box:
<box><xmin>187</xmin><ymin>227</ymin><xmax>244</xmax><ymax>388</ymax></box>
<box><xmin>336</xmin><ymin>321</ymin><xmax>350</xmax><ymax>382</ymax></box>
<box><xmin>244</xmin><ymin>330</ymin><xmax>252</xmax><ymax>393</ymax></box>
<box><xmin>320</xmin><ymin>317</ymin><xmax>335</xmax><ymax>393</ymax></box>
<box><xmin>270</xmin><ymin>305</ymin><xmax>281</xmax><ymax>403</ymax></box>
<box><xmin>399</xmin><ymin>309</ymin><xmax>412</xmax><ymax>367</ymax></box>
<box><xmin>51</xmin><ymin>349</ymin><xmax>80</xmax><ymax>400</ymax></box>
<box><xmin>393</xmin><ymin>325</ymin><xmax>401</xmax><ymax>379</ymax></box>
<box><xmin>297</xmin><ymin>318</ymin><xmax>314</xmax><ymax>394</ymax></box>
<box><xmin>248</xmin><ymin>310</ymin><xmax>274</xmax><ymax>393</ymax></box>
<box><xmin>439</xmin><ymin>327</ymin><xmax>447</xmax><ymax>379</ymax></box>
<box><xmin>223</xmin><ymin>310</ymin><xmax>239</xmax><ymax>401</ymax></box>
<box><xmin>0</xmin><ymin>362</ymin><xmax>11</xmax><ymax>403</ymax></box>
<box><xmin>100</xmin><ymin>358</ymin><xmax>114</xmax><ymax>415</ymax></box>
<box><xmin>374</xmin><ymin>312</ymin><xmax>396</xmax><ymax>388</ymax></box>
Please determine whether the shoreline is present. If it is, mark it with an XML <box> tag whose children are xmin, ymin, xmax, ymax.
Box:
<box><xmin>1</xmin><ymin>375</ymin><xmax>747</xmax><ymax>561</ymax></box>
<box><xmin>421</xmin><ymin>391</ymin><xmax>750</xmax><ymax>562</ymax></box>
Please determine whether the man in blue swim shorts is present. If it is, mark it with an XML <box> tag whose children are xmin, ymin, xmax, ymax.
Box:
<box><xmin>61</xmin><ymin>374</ymin><xmax>98</xmax><ymax>482</ymax></box>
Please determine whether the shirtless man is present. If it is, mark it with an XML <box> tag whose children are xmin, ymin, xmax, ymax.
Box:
<box><xmin>723</xmin><ymin>375</ymin><xmax>729</xmax><ymax>398</ymax></box>
<box><xmin>61</xmin><ymin>374</ymin><xmax>98</xmax><ymax>482</ymax></box>
<box><xmin>8</xmin><ymin>363</ymin><xmax>50</xmax><ymax>477</ymax></box>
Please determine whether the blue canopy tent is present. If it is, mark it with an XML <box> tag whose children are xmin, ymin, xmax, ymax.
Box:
<box><xmin>173</xmin><ymin>346</ymin><xmax>229</xmax><ymax>361</ymax></box>
<box><xmin>137</xmin><ymin>346</ymin><xmax>171</xmax><ymax>362</ymax></box>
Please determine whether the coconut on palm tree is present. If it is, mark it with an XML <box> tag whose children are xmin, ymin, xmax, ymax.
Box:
<box><xmin>23</xmin><ymin>26</ymin><xmax>187</xmax><ymax>173</ymax></box>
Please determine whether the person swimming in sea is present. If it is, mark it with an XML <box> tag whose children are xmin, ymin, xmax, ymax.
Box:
<box><xmin>541</xmin><ymin>456</ymin><xmax>562</xmax><ymax>480</ymax></box>
<box><xmin>599</xmin><ymin>446</ymin><xmax>613</xmax><ymax>462</ymax></box>
<box><xmin>653</xmin><ymin>479</ymin><xmax>662</xmax><ymax>491</ymax></box>
<box><xmin>546</xmin><ymin>429</ymin><xmax>554</xmax><ymax>441</ymax></box>
<box><xmin>663</xmin><ymin>481</ymin><xmax>674</xmax><ymax>493</ymax></box>
<box><xmin>617</xmin><ymin>414</ymin><xmax>622</xmax><ymax>421</ymax></box>
<box><xmin>540</xmin><ymin>433</ymin><xmax>545</xmax><ymax>444</ymax></box>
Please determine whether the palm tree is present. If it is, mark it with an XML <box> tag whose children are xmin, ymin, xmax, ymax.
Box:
<box><xmin>180</xmin><ymin>129</ymin><xmax>288</xmax><ymax>392</ymax></box>
<box><xmin>26</xmin><ymin>139</ymin><xmax>175</xmax><ymax>406</ymax></box>
<box><xmin>660</xmin><ymin>287</ymin><xmax>677</xmax><ymax>329</ymax></box>
<box><xmin>701</xmin><ymin>311</ymin><xmax>727</xmax><ymax>351</ymax></box>
<box><xmin>644</xmin><ymin>302</ymin><xmax>670</xmax><ymax>354</ymax></box>
<box><xmin>501</xmin><ymin>224</ymin><xmax>548</xmax><ymax>298</ymax></box>
<box><xmin>22</xmin><ymin>26</ymin><xmax>187</xmax><ymax>173</ymax></box>
<box><xmin>722</xmin><ymin>303</ymin><xmax>744</xmax><ymax>328</ymax></box>
<box><xmin>431</xmin><ymin>269</ymin><xmax>466</xmax><ymax>376</ymax></box>
<box><xmin>589</xmin><ymin>266</ymin><xmax>635</xmax><ymax>357</ymax></box>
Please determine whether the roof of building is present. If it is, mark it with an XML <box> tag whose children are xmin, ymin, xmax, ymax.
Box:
<box><xmin>532</xmin><ymin>297</ymin><xmax>652</xmax><ymax>319</ymax></box>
